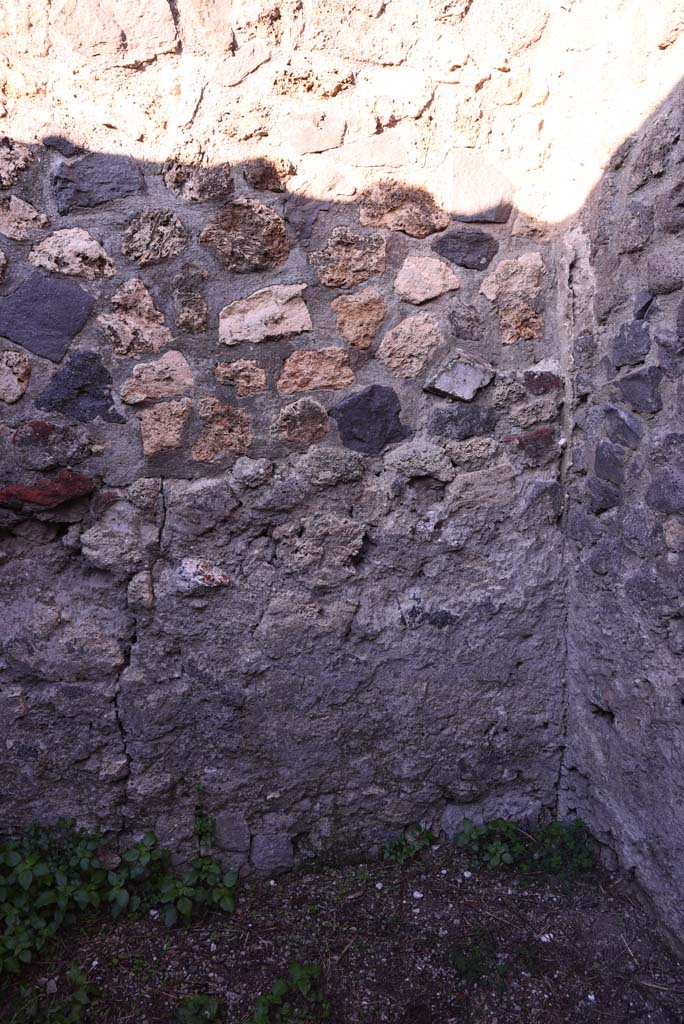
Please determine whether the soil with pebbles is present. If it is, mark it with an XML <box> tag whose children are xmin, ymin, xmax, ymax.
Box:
<box><xmin>2</xmin><ymin>845</ymin><xmax>683</xmax><ymax>1023</ymax></box>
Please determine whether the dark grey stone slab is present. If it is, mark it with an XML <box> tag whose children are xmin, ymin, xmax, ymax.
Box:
<box><xmin>0</xmin><ymin>272</ymin><xmax>95</xmax><ymax>362</ymax></box>
<box><xmin>330</xmin><ymin>385</ymin><xmax>410</xmax><ymax>455</ymax></box>
<box><xmin>36</xmin><ymin>350</ymin><xmax>125</xmax><ymax>423</ymax></box>
<box><xmin>53</xmin><ymin>153</ymin><xmax>144</xmax><ymax>214</ymax></box>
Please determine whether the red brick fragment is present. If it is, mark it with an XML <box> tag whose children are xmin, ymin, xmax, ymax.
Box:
<box><xmin>0</xmin><ymin>468</ymin><xmax>95</xmax><ymax>508</ymax></box>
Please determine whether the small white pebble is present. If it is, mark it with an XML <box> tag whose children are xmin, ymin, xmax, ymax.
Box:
<box><xmin>268</xmin><ymin>879</ymin><xmax>276</xmax><ymax>886</ymax></box>
<box><xmin>149</xmin><ymin>909</ymin><xmax>159</xmax><ymax>919</ymax></box>
<box><xmin>588</xmin><ymin>993</ymin><xmax>596</xmax><ymax>1003</ymax></box>
<box><xmin>412</xmin><ymin>907</ymin><xmax>420</xmax><ymax>914</ymax></box>
<box><xmin>440</xmin><ymin>869</ymin><xmax>447</xmax><ymax>875</ymax></box>
<box><xmin>463</xmin><ymin>870</ymin><xmax>472</xmax><ymax>879</ymax></box>
<box><xmin>412</xmin><ymin>890</ymin><xmax>423</xmax><ymax>899</ymax></box>
<box><xmin>91</xmin><ymin>960</ymin><xmax>98</xmax><ymax>968</ymax></box>
<box><xmin>540</xmin><ymin>933</ymin><xmax>554</xmax><ymax>943</ymax></box>
<box><xmin>210</xmin><ymin>943</ymin><xmax>217</xmax><ymax>953</ymax></box>
<box><xmin>46</xmin><ymin>980</ymin><xmax>58</xmax><ymax>995</ymax></box>
<box><xmin>375</xmin><ymin>882</ymin><xmax>383</xmax><ymax>890</ymax></box>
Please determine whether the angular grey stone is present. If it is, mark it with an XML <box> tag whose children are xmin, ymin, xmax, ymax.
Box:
<box><xmin>428</xmin><ymin>404</ymin><xmax>496</xmax><ymax>441</ymax></box>
<box><xmin>645</xmin><ymin>469</ymin><xmax>684</xmax><ymax>514</ymax></box>
<box><xmin>617</xmin><ymin>200</ymin><xmax>654</xmax><ymax>252</ymax></box>
<box><xmin>654</xmin><ymin>180</ymin><xmax>684</xmax><ymax>233</ymax></box>
<box><xmin>647</xmin><ymin>247</ymin><xmax>684</xmax><ymax>294</ymax></box>
<box><xmin>633</xmin><ymin>290</ymin><xmax>655</xmax><ymax>320</ymax></box>
<box><xmin>0</xmin><ymin>272</ymin><xmax>94</xmax><ymax>362</ymax></box>
<box><xmin>432</xmin><ymin>229</ymin><xmax>499</xmax><ymax>271</ymax></box>
<box><xmin>604</xmin><ymin>406</ymin><xmax>643</xmax><ymax>449</ymax></box>
<box><xmin>587</xmin><ymin>476</ymin><xmax>621</xmax><ymax>514</ymax></box>
<box><xmin>251</xmin><ymin>833</ymin><xmax>294</xmax><ymax>873</ymax></box>
<box><xmin>36</xmin><ymin>351</ymin><xmax>124</xmax><ymax>423</ymax></box>
<box><xmin>425</xmin><ymin>352</ymin><xmax>494</xmax><ymax>401</ymax></box>
<box><xmin>594</xmin><ymin>441</ymin><xmax>624</xmax><ymax>486</ymax></box>
<box><xmin>330</xmin><ymin>385</ymin><xmax>410</xmax><ymax>455</ymax></box>
<box><xmin>611</xmin><ymin>321</ymin><xmax>651</xmax><ymax>368</ymax></box>
<box><xmin>53</xmin><ymin>154</ymin><xmax>144</xmax><ymax>214</ymax></box>
<box><xmin>447</xmin><ymin>300</ymin><xmax>482</xmax><ymax>341</ymax></box>
<box><xmin>616</xmin><ymin>366</ymin><xmax>663</xmax><ymax>413</ymax></box>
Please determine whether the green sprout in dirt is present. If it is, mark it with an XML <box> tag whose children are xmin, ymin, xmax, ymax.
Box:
<box><xmin>0</xmin><ymin>819</ymin><xmax>238</xmax><ymax>983</ymax></box>
<box><xmin>455</xmin><ymin>817</ymin><xmax>595</xmax><ymax>879</ymax></box>
<box><xmin>382</xmin><ymin>823</ymin><xmax>436</xmax><ymax>866</ymax></box>
<box><xmin>9</xmin><ymin>964</ymin><xmax>99</xmax><ymax>1024</ymax></box>
<box><xmin>248</xmin><ymin>962</ymin><xmax>330</xmax><ymax>1024</ymax></box>
<box><xmin>175</xmin><ymin>993</ymin><xmax>223</xmax><ymax>1023</ymax></box>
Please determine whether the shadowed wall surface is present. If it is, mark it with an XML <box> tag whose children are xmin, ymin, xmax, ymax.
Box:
<box><xmin>0</xmin><ymin>0</ymin><xmax>683</xmax><ymax>947</ymax></box>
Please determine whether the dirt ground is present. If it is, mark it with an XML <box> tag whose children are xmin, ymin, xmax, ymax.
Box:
<box><xmin>2</xmin><ymin>844</ymin><xmax>684</xmax><ymax>1024</ymax></box>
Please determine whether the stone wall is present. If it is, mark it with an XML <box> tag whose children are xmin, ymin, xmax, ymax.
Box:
<box><xmin>0</xmin><ymin>0</ymin><xmax>683</xmax><ymax>943</ymax></box>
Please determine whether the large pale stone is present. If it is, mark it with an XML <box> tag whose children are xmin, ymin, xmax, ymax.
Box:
<box><xmin>332</xmin><ymin>289</ymin><xmax>386</xmax><ymax>349</ymax></box>
<box><xmin>50</xmin><ymin>0</ymin><xmax>178</xmax><ymax>64</ymax></box>
<box><xmin>120</xmin><ymin>351</ymin><xmax>194</xmax><ymax>405</ymax></box>
<box><xmin>0</xmin><ymin>350</ymin><xmax>31</xmax><ymax>403</ymax></box>
<box><xmin>359</xmin><ymin>182</ymin><xmax>449</xmax><ymax>238</ymax></box>
<box><xmin>277</xmin><ymin>348</ymin><xmax>354</xmax><ymax>394</ymax></box>
<box><xmin>449</xmin><ymin>152</ymin><xmax>514</xmax><ymax>223</ymax></box>
<box><xmin>480</xmin><ymin>252</ymin><xmax>545</xmax><ymax>307</ymax></box>
<box><xmin>290</xmin><ymin>111</ymin><xmax>346</xmax><ymax>155</ymax></box>
<box><xmin>192</xmin><ymin>398</ymin><xmax>251</xmax><ymax>462</ymax></box>
<box><xmin>162</xmin><ymin>161</ymin><xmax>233</xmax><ymax>202</ymax></box>
<box><xmin>377</xmin><ymin>313</ymin><xmax>444</xmax><ymax>377</ymax></box>
<box><xmin>219</xmin><ymin>285</ymin><xmax>312</xmax><ymax>346</ymax></box>
<box><xmin>0</xmin><ymin>195</ymin><xmax>48</xmax><ymax>241</ymax></box>
<box><xmin>310</xmin><ymin>227</ymin><xmax>386</xmax><ymax>288</ymax></box>
<box><xmin>29</xmin><ymin>228</ymin><xmax>114</xmax><ymax>280</ymax></box>
<box><xmin>98</xmin><ymin>279</ymin><xmax>173</xmax><ymax>358</ymax></box>
<box><xmin>0</xmin><ymin>139</ymin><xmax>32</xmax><ymax>187</ymax></box>
<box><xmin>215</xmin><ymin>360</ymin><xmax>267</xmax><ymax>396</ymax></box>
<box><xmin>139</xmin><ymin>398</ymin><xmax>191</xmax><ymax>457</ymax></box>
<box><xmin>425</xmin><ymin>351</ymin><xmax>495</xmax><ymax>401</ymax></box>
<box><xmin>394</xmin><ymin>255</ymin><xmax>460</xmax><ymax>304</ymax></box>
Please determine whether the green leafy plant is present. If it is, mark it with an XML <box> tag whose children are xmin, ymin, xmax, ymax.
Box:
<box><xmin>455</xmin><ymin>817</ymin><xmax>595</xmax><ymax>879</ymax></box>
<box><xmin>175</xmin><ymin>994</ymin><xmax>223</xmax><ymax>1023</ymax></box>
<box><xmin>247</xmin><ymin>962</ymin><xmax>329</xmax><ymax>1024</ymax></box>
<box><xmin>10</xmin><ymin>964</ymin><xmax>99</xmax><ymax>1023</ymax></box>
<box><xmin>450</xmin><ymin>932</ymin><xmax>511</xmax><ymax>990</ymax></box>
<box><xmin>0</xmin><ymin>819</ymin><xmax>238</xmax><ymax>984</ymax></box>
<box><xmin>194</xmin><ymin>808</ymin><xmax>217</xmax><ymax>851</ymax></box>
<box><xmin>382</xmin><ymin>823</ymin><xmax>436</xmax><ymax>866</ymax></box>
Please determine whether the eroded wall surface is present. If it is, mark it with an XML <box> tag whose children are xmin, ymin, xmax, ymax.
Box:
<box><xmin>0</xmin><ymin>0</ymin><xmax>682</xmax><ymax>941</ymax></box>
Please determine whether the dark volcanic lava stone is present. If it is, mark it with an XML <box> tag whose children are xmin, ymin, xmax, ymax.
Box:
<box><xmin>0</xmin><ymin>272</ymin><xmax>95</xmax><ymax>362</ymax></box>
<box><xmin>330</xmin><ymin>385</ymin><xmax>410</xmax><ymax>455</ymax></box>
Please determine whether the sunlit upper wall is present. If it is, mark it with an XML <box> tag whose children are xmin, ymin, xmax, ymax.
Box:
<box><xmin>1</xmin><ymin>0</ymin><xmax>683</xmax><ymax>222</ymax></box>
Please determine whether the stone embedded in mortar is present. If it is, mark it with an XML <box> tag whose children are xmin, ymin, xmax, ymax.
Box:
<box><xmin>290</xmin><ymin>110</ymin><xmax>346</xmax><ymax>154</ymax></box>
<box><xmin>587</xmin><ymin>476</ymin><xmax>621</xmax><ymax>514</ymax></box>
<box><xmin>81</xmin><ymin>501</ymin><xmax>158</xmax><ymax>575</ymax></box>
<box><xmin>36</xmin><ymin>350</ymin><xmax>124</xmax><ymax>423</ymax></box>
<box><xmin>172</xmin><ymin>262</ymin><xmax>208</xmax><ymax>334</ymax></box>
<box><xmin>162</xmin><ymin>160</ymin><xmax>233</xmax><ymax>202</ymax></box>
<box><xmin>0</xmin><ymin>350</ymin><xmax>30</xmax><ymax>403</ymax></box>
<box><xmin>29</xmin><ymin>228</ymin><xmax>114</xmax><ymax>280</ymax></box>
<box><xmin>12</xmin><ymin>420</ymin><xmax>91</xmax><ymax>471</ymax></box>
<box><xmin>122</xmin><ymin>209</ymin><xmax>188</xmax><ymax>266</ymax></box>
<box><xmin>616</xmin><ymin>366</ymin><xmax>663</xmax><ymax>413</ymax></box>
<box><xmin>53</xmin><ymin>154</ymin><xmax>144</xmax><ymax>214</ymax></box>
<box><xmin>0</xmin><ymin>195</ymin><xmax>48</xmax><ymax>240</ymax></box>
<box><xmin>200</xmin><ymin>199</ymin><xmax>289</xmax><ymax>272</ymax></box>
<box><xmin>481</xmin><ymin>251</ymin><xmax>545</xmax><ymax>306</ymax></box>
<box><xmin>498</xmin><ymin>305</ymin><xmax>544</xmax><ymax>344</ymax></box>
<box><xmin>664</xmin><ymin>516</ymin><xmax>684</xmax><ymax>552</ymax></box>
<box><xmin>272</xmin><ymin>397</ymin><xmax>329</xmax><ymax>444</ymax></box>
<box><xmin>394</xmin><ymin>255</ymin><xmax>460</xmax><ymax>304</ymax></box>
<box><xmin>655</xmin><ymin>181</ymin><xmax>684</xmax><ymax>234</ymax></box>
<box><xmin>504</xmin><ymin>426</ymin><xmax>558</xmax><ymax>465</ymax></box>
<box><xmin>309</xmin><ymin>226</ymin><xmax>386</xmax><ymax>288</ymax></box>
<box><xmin>277</xmin><ymin>348</ymin><xmax>354</xmax><ymax>394</ymax></box>
<box><xmin>604</xmin><ymin>406</ymin><xmax>643</xmax><ymax>449</ymax></box>
<box><xmin>139</xmin><ymin>397</ymin><xmax>192</xmax><ymax>457</ymax></box>
<box><xmin>647</xmin><ymin>246</ymin><xmax>684</xmax><ymax>294</ymax></box>
<box><xmin>0</xmin><ymin>249</ymin><xmax>6</xmax><ymax>283</ymax></box>
<box><xmin>175</xmin><ymin>558</ymin><xmax>231</xmax><ymax>595</ymax></box>
<box><xmin>523</xmin><ymin>363</ymin><xmax>563</xmax><ymax>395</ymax></box>
<box><xmin>425</xmin><ymin>350</ymin><xmax>494</xmax><ymax>401</ymax></box>
<box><xmin>0</xmin><ymin>271</ymin><xmax>94</xmax><ymax>362</ymax></box>
<box><xmin>616</xmin><ymin>200</ymin><xmax>654</xmax><ymax>253</ymax></box>
<box><xmin>330</xmin><ymin>384</ymin><xmax>410</xmax><ymax>454</ymax></box>
<box><xmin>645</xmin><ymin>469</ymin><xmax>684</xmax><ymax>514</ymax></box>
<box><xmin>611</xmin><ymin>321</ymin><xmax>651</xmax><ymax>368</ymax></box>
<box><xmin>448</xmin><ymin>300</ymin><xmax>482</xmax><ymax>342</ymax></box>
<box><xmin>273</xmin><ymin>511</ymin><xmax>366</xmax><ymax>585</ymax></box>
<box><xmin>595</xmin><ymin>441</ymin><xmax>625</xmax><ymax>486</ymax></box>
<box><xmin>384</xmin><ymin>440</ymin><xmax>455</xmax><ymax>482</ymax></box>
<box><xmin>219</xmin><ymin>284</ymin><xmax>312</xmax><ymax>345</ymax></box>
<box><xmin>98</xmin><ymin>279</ymin><xmax>173</xmax><ymax>358</ymax></box>
<box><xmin>0</xmin><ymin>468</ymin><xmax>95</xmax><ymax>509</ymax></box>
<box><xmin>215</xmin><ymin>359</ymin><xmax>267</xmax><ymax>396</ymax></box>
<box><xmin>432</xmin><ymin>228</ymin><xmax>499</xmax><ymax>270</ymax></box>
<box><xmin>359</xmin><ymin>182</ymin><xmax>449</xmax><ymax>238</ymax></box>
<box><xmin>0</xmin><ymin>139</ymin><xmax>32</xmax><ymax>187</ymax></box>
<box><xmin>428</xmin><ymin>404</ymin><xmax>496</xmax><ymax>441</ymax></box>
<box><xmin>251</xmin><ymin>834</ymin><xmax>293</xmax><ymax>874</ymax></box>
<box><xmin>445</xmin><ymin>436</ymin><xmax>499</xmax><ymax>469</ymax></box>
<box><xmin>231</xmin><ymin>456</ymin><xmax>273</xmax><ymax>489</ymax></box>
<box><xmin>127</xmin><ymin>570</ymin><xmax>155</xmax><ymax>610</ymax></box>
<box><xmin>331</xmin><ymin>288</ymin><xmax>386</xmax><ymax>349</ymax></box>
<box><xmin>377</xmin><ymin>313</ymin><xmax>444</xmax><ymax>377</ymax></box>
<box><xmin>296</xmin><ymin>446</ymin><xmax>365</xmax><ymax>487</ymax></box>
<box><xmin>243</xmin><ymin>157</ymin><xmax>295</xmax><ymax>192</ymax></box>
<box><xmin>120</xmin><ymin>351</ymin><xmax>194</xmax><ymax>404</ymax></box>
<box><xmin>192</xmin><ymin>398</ymin><xmax>251</xmax><ymax>462</ymax></box>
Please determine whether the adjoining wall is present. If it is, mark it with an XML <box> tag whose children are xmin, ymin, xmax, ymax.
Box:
<box><xmin>560</xmin><ymin>86</ymin><xmax>684</xmax><ymax>947</ymax></box>
<box><xmin>0</xmin><ymin>0</ymin><xmax>683</xmax><ymax>942</ymax></box>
